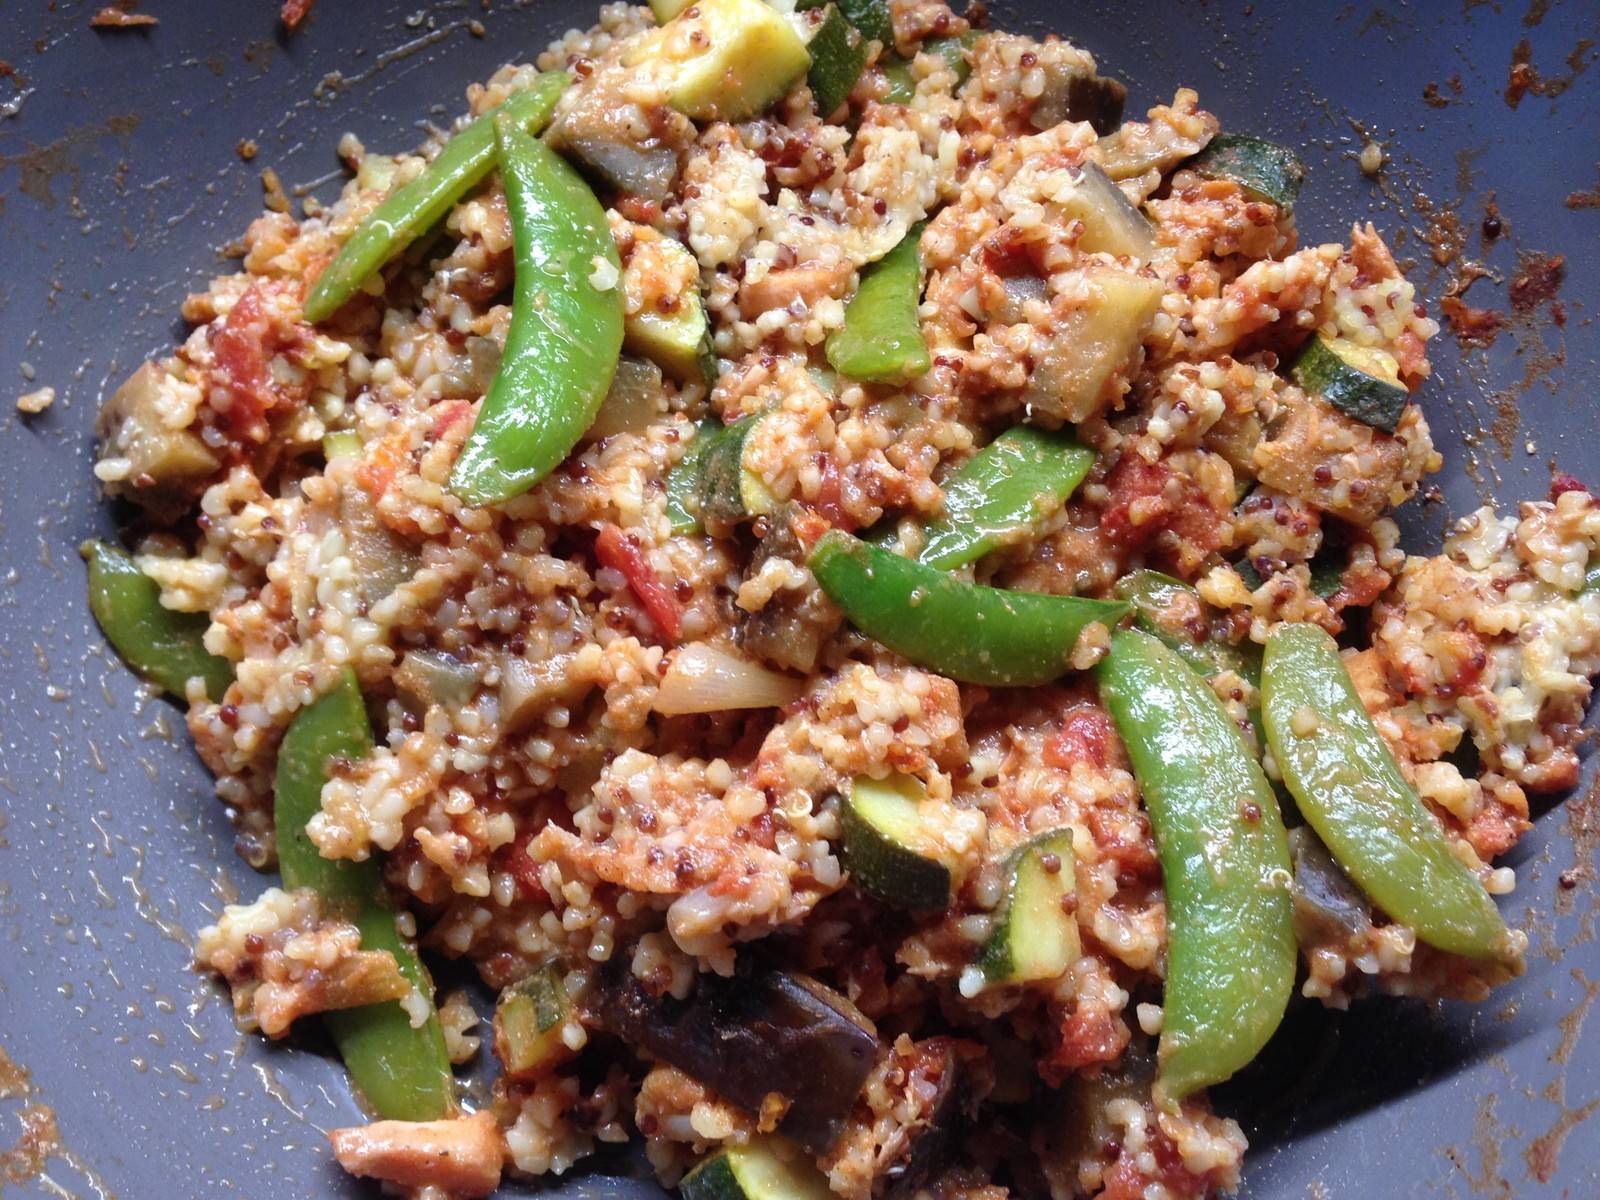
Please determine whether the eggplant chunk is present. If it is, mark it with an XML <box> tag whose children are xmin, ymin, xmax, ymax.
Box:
<box><xmin>1031</xmin><ymin>62</ymin><xmax>1126</xmax><ymax>135</ymax></box>
<box><xmin>589</xmin><ymin>963</ymin><xmax>878</xmax><ymax>1155</ymax></box>
<box><xmin>737</xmin><ymin>505</ymin><xmax>839</xmax><ymax>673</ymax></box>
<box><xmin>879</xmin><ymin>1039</ymin><xmax>978</xmax><ymax>1199</ymax></box>
<box><xmin>1287</xmin><ymin>825</ymin><xmax>1373</xmax><ymax>945</ymax></box>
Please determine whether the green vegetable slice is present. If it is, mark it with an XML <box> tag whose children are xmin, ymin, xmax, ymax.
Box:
<box><xmin>495</xmin><ymin>965</ymin><xmax>573</xmax><ymax>1077</ymax></box>
<box><xmin>826</xmin><ymin>224</ymin><xmax>931</xmax><ymax>386</ymax></box>
<box><xmin>1289</xmin><ymin>334</ymin><xmax>1409</xmax><ymax>435</ymax></box>
<box><xmin>696</xmin><ymin>409</ymin><xmax>777</xmax><ymax>526</ymax></box>
<box><xmin>842</xmin><ymin>773</ymin><xmax>958</xmax><ymax>911</ymax></box>
<box><xmin>1097</xmin><ymin>628</ymin><xmax>1295</xmax><ymax>1105</ymax></box>
<box><xmin>1261</xmin><ymin>623</ymin><xmax>1518</xmax><ymax>963</ymax></box>
<box><xmin>1113</xmin><ymin>569</ymin><xmax>1260</xmax><ymax>685</ymax></box>
<box><xmin>624</xmin><ymin>237</ymin><xmax>715</xmax><ymax>385</ymax></box>
<box><xmin>916</xmin><ymin>427</ymin><xmax>1093</xmax><ymax>570</ymax></box>
<box><xmin>625</xmin><ymin>0</ymin><xmax>812</xmax><ymax>123</ymax></box>
<box><xmin>275</xmin><ymin>669</ymin><xmax>453</xmax><ymax>1121</ymax></box>
<box><xmin>1056</xmin><ymin>161</ymin><xmax>1155</xmax><ymax>261</ymax></box>
<box><xmin>799</xmin><ymin>0</ymin><xmax>892</xmax><ymax>45</ymax></box>
<box><xmin>304</xmin><ymin>75</ymin><xmax>569</xmax><ymax>323</ymax></box>
<box><xmin>666</xmin><ymin>417</ymin><xmax>725</xmax><ymax>535</ymax></box>
<box><xmin>1189</xmin><ymin>133</ymin><xmax>1306</xmax><ymax>211</ymax></box>
<box><xmin>807</xmin><ymin>5</ymin><xmax>868</xmax><ymax>117</ymax></box>
<box><xmin>808</xmin><ymin>530</ymin><xmax>1129</xmax><ymax>686</ymax></box>
<box><xmin>681</xmin><ymin>1137</ymin><xmax>833</xmax><ymax>1200</ymax></box>
<box><xmin>978</xmin><ymin>828</ymin><xmax>1080</xmax><ymax>985</ymax></box>
<box><xmin>448</xmin><ymin>116</ymin><xmax>624</xmax><ymax>507</ymax></box>
<box><xmin>83</xmin><ymin>540</ymin><xmax>231</xmax><ymax>703</ymax></box>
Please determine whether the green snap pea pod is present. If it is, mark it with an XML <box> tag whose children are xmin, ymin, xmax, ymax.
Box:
<box><xmin>1113</xmin><ymin>569</ymin><xmax>1260</xmax><ymax>686</ymax></box>
<box><xmin>1096</xmin><ymin>628</ymin><xmax>1295</xmax><ymax>1104</ymax></box>
<box><xmin>825</xmin><ymin>224</ymin><xmax>930</xmax><ymax>386</ymax></box>
<box><xmin>917</xmin><ymin>427</ymin><xmax>1093</xmax><ymax>570</ymax></box>
<box><xmin>448</xmin><ymin>114</ymin><xmax>625</xmax><ymax>507</ymax></box>
<box><xmin>82</xmin><ymin>540</ymin><xmax>231</xmax><ymax>702</ymax></box>
<box><xmin>665</xmin><ymin>417</ymin><xmax>724</xmax><ymax>535</ymax></box>
<box><xmin>808</xmin><ymin>529</ymin><xmax>1128</xmax><ymax>686</ymax></box>
<box><xmin>1261</xmin><ymin>623</ymin><xmax>1517</xmax><ymax>963</ymax></box>
<box><xmin>303</xmin><ymin>75</ymin><xmax>570</xmax><ymax>323</ymax></box>
<box><xmin>276</xmin><ymin>669</ymin><xmax>453</xmax><ymax>1121</ymax></box>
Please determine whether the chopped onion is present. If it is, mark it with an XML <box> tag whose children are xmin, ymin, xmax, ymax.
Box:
<box><xmin>586</xmin><ymin>357</ymin><xmax>664</xmax><ymax>441</ymax></box>
<box><xmin>655</xmin><ymin>641</ymin><xmax>803</xmax><ymax>715</ymax></box>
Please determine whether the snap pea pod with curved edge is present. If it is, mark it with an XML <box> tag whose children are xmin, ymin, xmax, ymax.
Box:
<box><xmin>82</xmin><ymin>540</ymin><xmax>231</xmax><ymax>702</ymax></box>
<box><xmin>1261</xmin><ymin>623</ymin><xmax>1518</xmax><ymax>963</ymax></box>
<box><xmin>1113</xmin><ymin>569</ymin><xmax>1260</xmax><ymax>686</ymax></box>
<box><xmin>808</xmin><ymin>530</ymin><xmax>1128</xmax><ymax>686</ymax></box>
<box><xmin>275</xmin><ymin>669</ymin><xmax>454</xmax><ymax>1121</ymax></box>
<box><xmin>303</xmin><ymin>75</ymin><xmax>570</xmax><ymax>323</ymax></box>
<box><xmin>915</xmin><ymin>426</ymin><xmax>1093</xmax><ymax>570</ymax></box>
<box><xmin>1097</xmin><ymin>627</ymin><xmax>1295</xmax><ymax>1105</ymax></box>
<box><xmin>448</xmin><ymin>114</ymin><xmax>625</xmax><ymax>507</ymax></box>
<box><xmin>825</xmin><ymin>223</ymin><xmax>930</xmax><ymax>386</ymax></box>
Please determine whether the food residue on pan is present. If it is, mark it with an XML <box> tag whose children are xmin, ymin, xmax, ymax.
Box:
<box><xmin>16</xmin><ymin>386</ymin><xmax>56</xmax><ymax>415</ymax></box>
<box><xmin>1504</xmin><ymin>36</ymin><xmax>1597</xmax><ymax>108</ymax></box>
<box><xmin>89</xmin><ymin>5</ymin><xmax>158</xmax><ymax>29</ymax></box>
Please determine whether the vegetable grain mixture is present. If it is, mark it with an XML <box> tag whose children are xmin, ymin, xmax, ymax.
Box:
<box><xmin>84</xmin><ymin>1</ymin><xmax>1596</xmax><ymax>1196</ymax></box>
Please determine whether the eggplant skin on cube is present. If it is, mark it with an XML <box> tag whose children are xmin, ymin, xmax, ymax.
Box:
<box><xmin>589</xmin><ymin>961</ymin><xmax>879</xmax><ymax>1155</ymax></box>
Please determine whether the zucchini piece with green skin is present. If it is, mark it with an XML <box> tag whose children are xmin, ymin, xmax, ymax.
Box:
<box><xmin>666</xmin><ymin>417</ymin><xmax>724</xmax><ymax>535</ymax></box>
<box><xmin>808</xmin><ymin>530</ymin><xmax>1130</xmax><ymax>687</ymax></box>
<box><xmin>589</xmin><ymin>963</ymin><xmax>878</xmax><ymax>1155</ymax></box>
<box><xmin>681</xmin><ymin>1138</ymin><xmax>833</xmax><ymax>1200</ymax></box>
<box><xmin>1289</xmin><ymin>334</ymin><xmax>1410</xmax><ymax>435</ymax></box>
<box><xmin>916</xmin><ymin>427</ymin><xmax>1094</xmax><ymax>570</ymax></box>
<box><xmin>495</xmin><ymin>965</ymin><xmax>573</xmax><ymax>1078</ymax></box>
<box><xmin>977</xmin><ymin>828</ymin><xmax>1080</xmax><ymax>985</ymax></box>
<box><xmin>1585</xmin><ymin>558</ymin><xmax>1600</xmax><ymax>593</ymax></box>
<box><xmin>448</xmin><ymin>117</ymin><xmax>624</xmax><ymax>507</ymax></box>
<box><xmin>648</xmin><ymin>0</ymin><xmax>694</xmax><ymax>22</ymax></box>
<box><xmin>1189</xmin><ymin>133</ymin><xmax>1306</xmax><ymax>211</ymax></box>
<box><xmin>82</xmin><ymin>540</ymin><xmax>232</xmax><ymax>702</ymax></box>
<box><xmin>696</xmin><ymin>410</ymin><xmax>778</xmax><ymax>526</ymax></box>
<box><xmin>322</xmin><ymin>429</ymin><xmax>363</xmax><ymax>459</ymax></box>
<box><xmin>1097</xmin><ymin>628</ymin><xmax>1296</xmax><ymax>1105</ymax></box>
<box><xmin>842</xmin><ymin>773</ymin><xmax>960</xmax><ymax>911</ymax></box>
<box><xmin>304</xmin><ymin>75</ymin><xmax>570</xmax><ymax>323</ymax></box>
<box><xmin>623</xmin><ymin>238</ymin><xmax>715</xmax><ymax>384</ymax></box>
<box><xmin>1261</xmin><ymin>623</ymin><xmax>1519</xmax><ymax>963</ymax></box>
<box><xmin>275</xmin><ymin>670</ymin><xmax>453</xmax><ymax>1121</ymax></box>
<box><xmin>826</xmin><ymin>224</ymin><xmax>931</xmax><ymax>386</ymax></box>
<box><xmin>625</xmin><ymin>0</ymin><xmax>812</xmax><ymax>123</ymax></box>
<box><xmin>806</xmin><ymin>5</ymin><xmax>868</xmax><ymax>118</ymax></box>
<box><xmin>798</xmin><ymin>0</ymin><xmax>892</xmax><ymax>46</ymax></box>
<box><xmin>1113</xmin><ymin>569</ymin><xmax>1261</xmax><ymax>686</ymax></box>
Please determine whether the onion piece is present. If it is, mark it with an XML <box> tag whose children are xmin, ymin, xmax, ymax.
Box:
<box><xmin>586</xmin><ymin>356</ymin><xmax>664</xmax><ymax>441</ymax></box>
<box><xmin>655</xmin><ymin>641</ymin><xmax>803</xmax><ymax>715</ymax></box>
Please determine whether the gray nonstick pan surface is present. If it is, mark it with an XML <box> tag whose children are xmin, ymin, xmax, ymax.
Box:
<box><xmin>0</xmin><ymin>1</ymin><xmax>1596</xmax><ymax>1196</ymax></box>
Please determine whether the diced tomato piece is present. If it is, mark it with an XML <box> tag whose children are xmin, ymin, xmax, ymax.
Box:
<box><xmin>1041</xmin><ymin>1000</ymin><xmax>1130</xmax><ymax>1084</ymax></box>
<box><xmin>357</xmin><ymin>430</ymin><xmax>409</xmax><ymax>500</ymax></box>
<box><xmin>1044</xmin><ymin>707</ymin><xmax>1117</xmax><ymax>771</ymax></box>
<box><xmin>211</xmin><ymin>287</ymin><xmax>276</xmax><ymax>440</ymax></box>
<box><xmin>1099</xmin><ymin>1122</ymin><xmax>1211</xmax><ymax>1200</ymax></box>
<box><xmin>1550</xmin><ymin>472</ymin><xmax>1589</xmax><ymax>500</ymax></box>
<box><xmin>494</xmin><ymin>835</ymin><xmax>548</xmax><ymax>903</ymax></box>
<box><xmin>430</xmin><ymin>400</ymin><xmax>476</xmax><ymax>440</ymax></box>
<box><xmin>595</xmin><ymin>523</ymin><xmax>682</xmax><ymax>642</ymax></box>
<box><xmin>1100</xmin><ymin>457</ymin><xmax>1225</xmax><ymax>559</ymax></box>
<box><xmin>281</xmin><ymin>0</ymin><xmax>314</xmax><ymax>30</ymax></box>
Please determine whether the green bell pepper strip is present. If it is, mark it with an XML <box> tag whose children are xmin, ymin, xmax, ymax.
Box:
<box><xmin>1096</xmin><ymin>628</ymin><xmax>1296</xmax><ymax>1105</ymax></box>
<box><xmin>1261</xmin><ymin>623</ymin><xmax>1517</xmax><ymax>963</ymax></box>
<box><xmin>82</xmin><ymin>540</ymin><xmax>231</xmax><ymax>702</ymax></box>
<box><xmin>825</xmin><ymin>224</ymin><xmax>931</xmax><ymax>386</ymax></box>
<box><xmin>303</xmin><ymin>75</ymin><xmax>570</xmax><ymax>324</ymax></box>
<box><xmin>1113</xmin><ymin>569</ymin><xmax>1261</xmax><ymax>686</ymax></box>
<box><xmin>275</xmin><ymin>670</ymin><xmax>453</xmax><ymax>1120</ymax></box>
<box><xmin>808</xmin><ymin>530</ymin><xmax>1128</xmax><ymax>686</ymax></box>
<box><xmin>448</xmin><ymin>114</ymin><xmax>625</xmax><ymax>507</ymax></box>
<box><xmin>916</xmin><ymin>427</ymin><xmax>1093</xmax><ymax>570</ymax></box>
<box><xmin>665</xmin><ymin>416</ymin><xmax>724</xmax><ymax>535</ymax></box>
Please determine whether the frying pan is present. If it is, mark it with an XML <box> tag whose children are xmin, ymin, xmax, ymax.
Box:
<box><xmin>0</xmin><ymin>1</ymin><xmax>1596</xmax><ymax>1196</ymax></box>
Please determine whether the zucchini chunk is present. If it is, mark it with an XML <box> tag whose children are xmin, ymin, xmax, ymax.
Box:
<box><xmin>494</xmin><ymin>965</ymin><xmax>574</xmax><ymax>1079</ymax></box>
<box><xmin>696</xmin><ymin>409</ymin><xmax>778</xmax><ymax>527</ymax></box>
<box><xmin>1289</xmin><ymin>334</ymin><xmax>1409</xmax><ymax>435</ymax></box>
<box><xmin>1056</xmin><ymin>162</ymin><xmax>1154</xmax><ymax>262</ymax></box>
<box><xmin>681</xmin><ymin>1137</ymin><xmax>833</xmax><ymax>1200</ymax></box>
<box><xmin>881</xmin><ymin>31</ymin><xmax>978</xmax><ymax>104</ymax></box>
<box><xmin>666</xmin><ymin>416</ymin><xmax>724</xmax><ymax>535</ymax></box>
<box><xmin>977</xmin><ymin>829</ymin><xmax>1080</xmax><ymax>986</ymax></box>
<box><xmin>589</xmin><ymin>964</ymin><xmax>878</xmax><ymax>1155</ymax></box>
<box><xmin>624</xmin><ymin>237</ymin><xmax>715</xmax><ymax>384</ymax></box>
<box><xmin>806</xmin><ymin>5</ymin><xmax>868</xmax><ymax>119</ymax></box>
<box><xmin>626</xmin><ymin>0</ymin><xmax>812</xmax><ymax>123</ymax></box>
<box><xmin>842</xmin><ymin>773</ymin><xmax>961</xmax><ymax>911</ymax></box>
<box><xmin>1189</xmin><ymin>133</ymin><xmax>1306</xmax><ymax>211</ymax></box>
<box><xmin>649</xmin><ymin>0</ymin><xmax>695</xmax><ymax>20</ymax></box>
<box><xmin>1031</xmin><ymin>60</ymin><xmax>1126</xmax><ymax>136</ymax></box>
